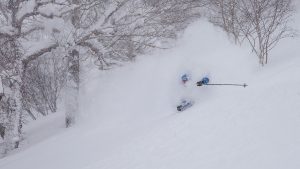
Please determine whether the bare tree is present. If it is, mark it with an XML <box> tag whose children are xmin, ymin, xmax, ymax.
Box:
<box><xmin>62</xmin><ymin>0</ymin><xmax>205</xmax><ymax>69</ymax></box>
<box><xmin>23</xmin><ymin>52</ymin><xmax>67</xmax><ymax>117</ymax></box>
<box><xmin>208</xmin><ymin>0</ymin><xmax>295</xmax><ymax>65</ymax></box>
<box><xmin>59</xmin><ymin>0</ymin><xmax>206</xmax><ymax>127</ymax></box>
<box><xmin>0</xmin><ymin>0</ymin><xmax>66</xmax><ymax>155</ymax></box>
<box><xmin>208</xmin><ymin>0</ymin><xmax>242</xmax><ymax>43</ymax></box>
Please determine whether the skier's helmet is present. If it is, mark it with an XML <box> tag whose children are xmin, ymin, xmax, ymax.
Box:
<box><xmin>181</xmin><ymin>74</ymin><xmax>189</xmax><ymax>83</ymax></box>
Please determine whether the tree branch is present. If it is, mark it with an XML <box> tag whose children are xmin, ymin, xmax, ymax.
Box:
<box><xmin>23</xmin><ymin>43</ymin><xmax>59</xmax><ymax>67</ymax></box>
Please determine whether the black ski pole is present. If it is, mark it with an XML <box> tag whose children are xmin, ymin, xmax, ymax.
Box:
<box><xmin>203</xmin><ymin>83</ymin><xmax>248</xmax><ymax>87</ymax></box>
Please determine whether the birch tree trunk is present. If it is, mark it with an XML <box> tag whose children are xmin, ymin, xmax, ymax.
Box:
<box><xmin>65</xmin><ymin>50</ymin><xmax>80</xmax><ymax>128</ymax></box>
<box><xmin>2</xmin><ymin>63</ymin><xmax>23</xmax><ymax>155</ymax></box>
<box><xmin>64</xmin><ymin>0</ymin><xmax>81</xmax><ymax>128</ymax></box>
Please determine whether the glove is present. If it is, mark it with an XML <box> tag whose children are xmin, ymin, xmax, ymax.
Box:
<box><xmin>196</xmin><ymin>81</ymin><xmax>203</xmax><ymax>86</ymax></box>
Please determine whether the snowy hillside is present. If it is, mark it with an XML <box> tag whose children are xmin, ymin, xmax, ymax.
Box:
<box><xmin>0</xmin><ymin>18</ymin><xmax>300</xmax><ymax>169</ymax></box>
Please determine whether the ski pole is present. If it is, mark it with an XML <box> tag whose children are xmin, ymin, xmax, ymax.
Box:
<box><xmin>203</xmin><ymin>83</ymin><xmax>248</xmax><ymax>87</ymax></box>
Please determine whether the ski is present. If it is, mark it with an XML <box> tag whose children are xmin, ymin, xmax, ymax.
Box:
<box><xmin>177</xmin><ymin>100</ymin><xmax>194</xmax><ymax>112</ymax></box>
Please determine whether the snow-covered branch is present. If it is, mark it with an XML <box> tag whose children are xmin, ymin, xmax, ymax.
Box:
<box><xmin>23</xmin><ymin>43</ymin><xmax>59</xmax><ymax>67</ymax></box>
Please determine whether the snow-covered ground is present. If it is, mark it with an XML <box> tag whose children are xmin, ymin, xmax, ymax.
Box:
<box><xmin>0</xmin><ymin>16</ymin><xmax>300</xmax><ymax>169</ymax></box>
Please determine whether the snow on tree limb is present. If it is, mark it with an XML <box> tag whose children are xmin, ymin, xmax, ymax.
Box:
<box><xmin>23</xmin><ymin>43</ymin><xmax>59</xmax><ymax>67</ymax></box>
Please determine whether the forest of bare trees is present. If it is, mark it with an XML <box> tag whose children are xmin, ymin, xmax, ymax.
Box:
<box><xmin>0</xmin><ymin>0</ymin><xmax>205</xmax><ymax>156</ymax></box>
<box><xmin>0</xmin><ymin>0</ymin><xmax>296</xmax><ymax>157</ymax></box>
<box><xmin>207</xmin><ymin>0</ymin><xmax>296</xmax><ymax>65</ymax></box>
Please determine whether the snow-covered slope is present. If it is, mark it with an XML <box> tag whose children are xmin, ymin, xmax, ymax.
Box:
<box><xmin>0</xmin><ymin>19</ymin><xmax>299</xmax><ymax>169</ymax></box>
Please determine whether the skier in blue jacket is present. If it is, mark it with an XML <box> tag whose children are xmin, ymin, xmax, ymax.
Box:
<box><xmin>177</xmin><ymin>75</ymin><xmax>210</xmax><ymax>111</ymax></box>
